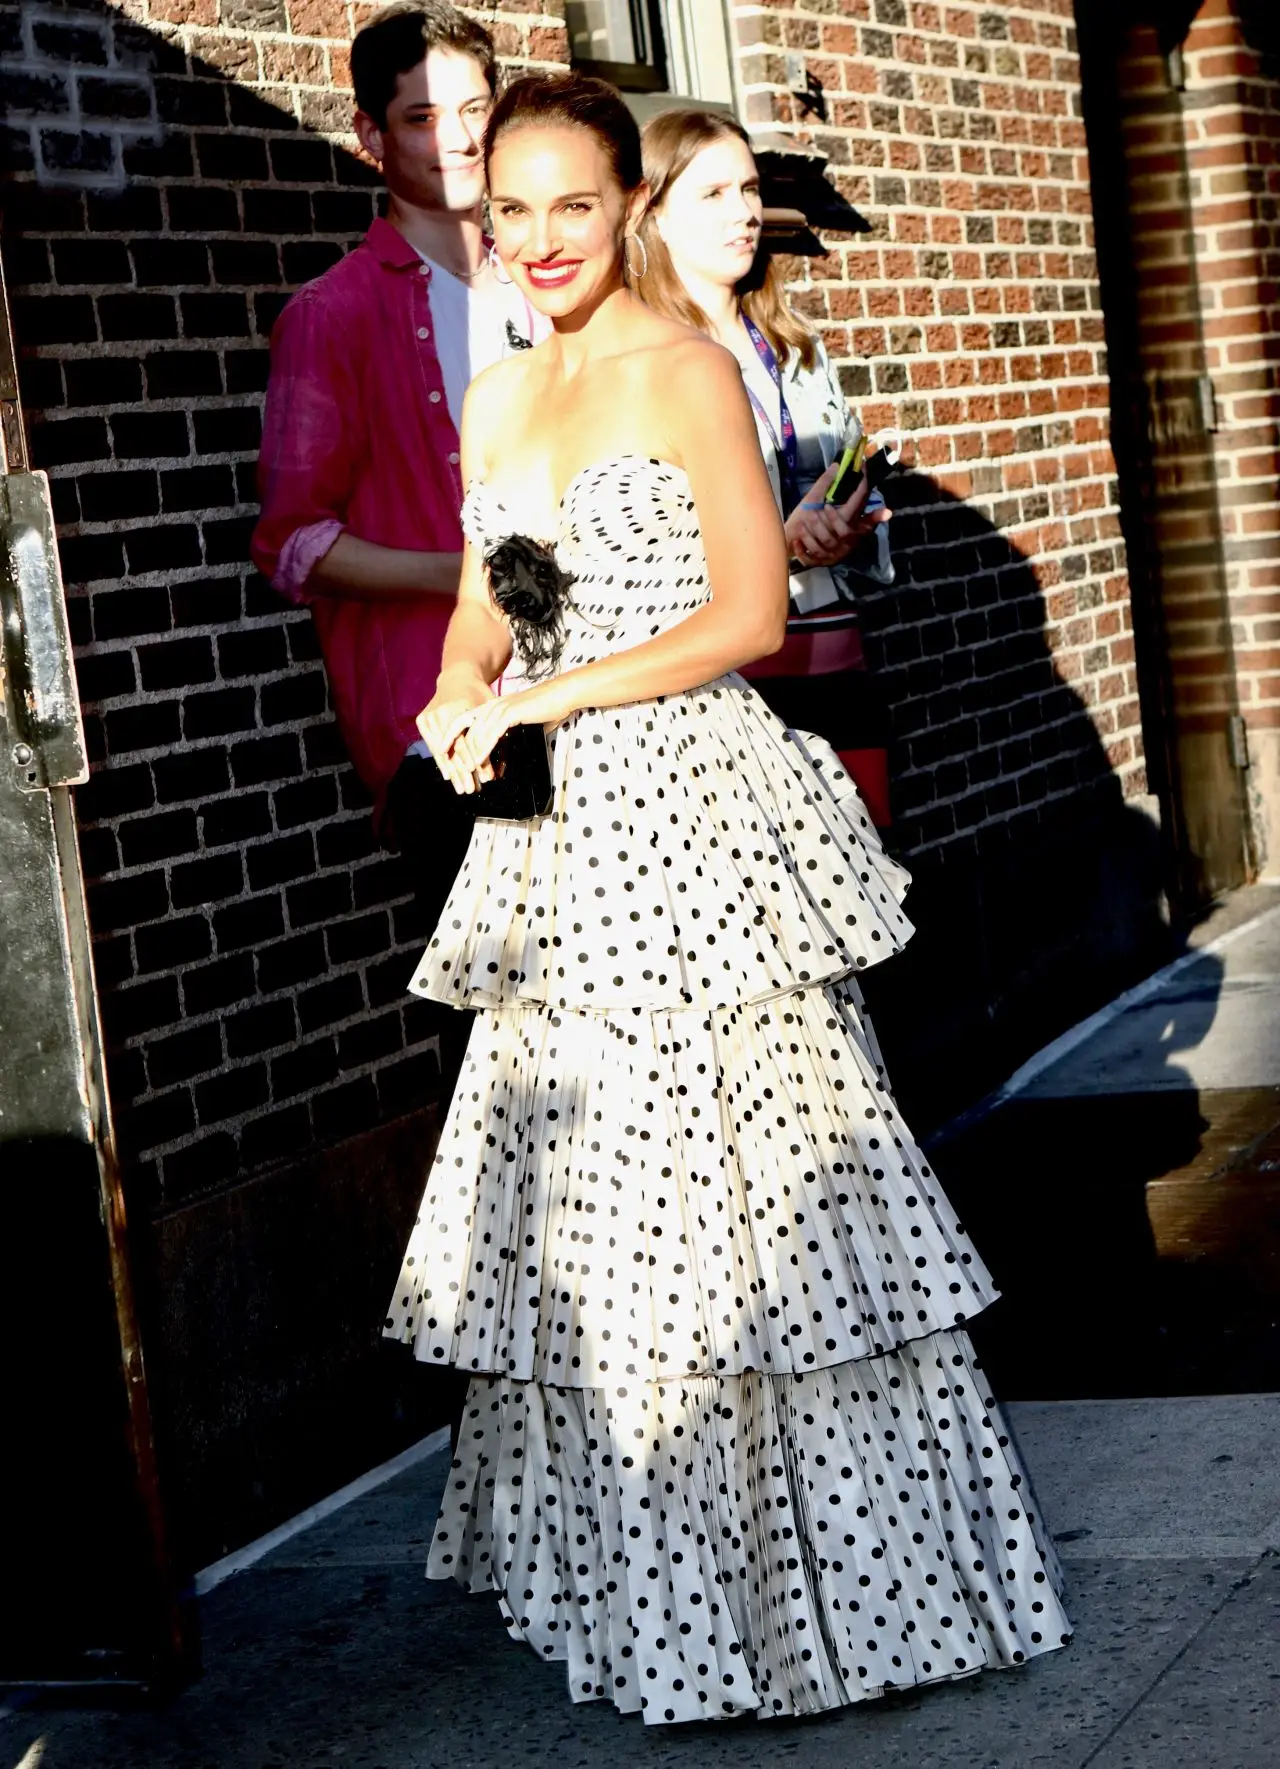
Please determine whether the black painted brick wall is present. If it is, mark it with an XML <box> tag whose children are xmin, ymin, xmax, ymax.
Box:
<box><xmin>1</xmin><ymin>0</ymin><xmax>1168</xmax><ymax>1171</ymax></box>
<box><xmin>2</xmin><ymin>2</ymin><xmax>447</xmax><ymax>1208</ymax></box>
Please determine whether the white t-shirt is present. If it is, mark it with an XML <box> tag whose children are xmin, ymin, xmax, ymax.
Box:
<box><xmin>416</xmin><ymin>249</ymin><xmax>535</xmax><ymax>431</ymax></box>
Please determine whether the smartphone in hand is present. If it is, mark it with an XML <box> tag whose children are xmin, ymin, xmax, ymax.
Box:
<box><xmin>826</xmin><ymin>430</ymin><xmax>902</xmax><ymax>505</ymax></box>
<box><xmin>825</xmin><ymin>422</ymin><xmax>867</xmax><ymax>507</ymax></box>
<box><xmin>864</xmin><ymin>446</ymin><xmax>901</xmax><ymax>493</ymax></box>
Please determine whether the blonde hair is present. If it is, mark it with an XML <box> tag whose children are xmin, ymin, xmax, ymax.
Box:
<box><xmin>637</xmin><ymin>108</ymin><xmax>817</xmax><ymax>371</ymax></box>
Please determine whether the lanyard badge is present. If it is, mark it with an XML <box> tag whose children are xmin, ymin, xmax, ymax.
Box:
<box><xmin>741</xmin><ymin>315</ymin><xmax>799</xmax><ymax>509</ymax></box>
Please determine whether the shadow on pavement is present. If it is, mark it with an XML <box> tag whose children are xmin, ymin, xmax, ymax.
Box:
<box><xmin>931</xmin><ymin>941</ymin><xmax>1280</xmax><ymax>1399</ymax></box>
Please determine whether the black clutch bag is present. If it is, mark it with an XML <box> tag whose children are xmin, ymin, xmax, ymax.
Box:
<box><xmin>472</xmin><ymin>533</ymin><xmax>568</xmax><ymax>821</ymax></box>
<box><xmin>473</xmin><ymin>722</ymin><xmax>554</xmax><ymax>821</ymax></box>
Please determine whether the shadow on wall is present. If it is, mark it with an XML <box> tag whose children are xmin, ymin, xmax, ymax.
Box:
<box><xmin>1</xmin><ymin>0</ymin><xmax>468</xmax><ymax>1569</ymax></box>
<box><xmin>0</xmin><ymin>0</ymin><xmax>1192</xmax><ymax>1561</ymax></box>
<box><xmin>1</xmin><ymin>1</ymin><xmax>444</xmax><ymax>1218</ymax></box>
<box><xmin>0</xmin><ymin>1</ymin><xmax>1177</xmax><ymax>1166</ymax></box>
<box><xmin>857</xmin><ymin>468</ymin><xmax>1177</xmax><ymax>1128</ymax></box>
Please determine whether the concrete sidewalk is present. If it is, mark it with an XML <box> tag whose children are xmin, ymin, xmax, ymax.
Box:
<box><xmin>1018</xmin><ymin>885</ymin><xmax>1280</xmax><ymax>1099</ymax></box>
<box><xmin>6</xmin><ymin>892</ymin><xmax>1280</xmax><ymax>1768</ymax></box>
<box><xmin>927</xmin><ymin>886</ymin><xmax>1280</xmax><ymax>1403</ymax></box>
<box><xmin>3</xmin><ymin>1395</ymin><xmax>1279</xmax><ymax>1769</ymax></box>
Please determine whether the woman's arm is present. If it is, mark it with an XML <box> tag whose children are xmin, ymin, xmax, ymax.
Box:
<box><xmin>445</xmin><ymin>342</ymin><xmax>789</xmax><ymax>785</ymax></box>
<box><xmin>435</xmin><ymin>546</ymin><xmax>512</xmax><ymax>682</ymax></box>
<box><xmin>570</xmin><ymin>343</ymin><xmax>787</xmax><ymax>694</ymax></box>
<box><xmin>415</xmin><ymin>376</ymin><xmax>514</xmax><ymax>773</ymax></box>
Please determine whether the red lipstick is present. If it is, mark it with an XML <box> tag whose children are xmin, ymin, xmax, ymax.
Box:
<box><xmin>526</xmin><ymin>260</ymin><xmax>582</xmax><ymax>288</ymax></box>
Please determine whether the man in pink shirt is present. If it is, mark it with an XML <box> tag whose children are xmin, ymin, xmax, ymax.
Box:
<box><xmin>252</xmin><ymin>3</ymin><xmax>539</xmax><ymax>925</ymax></box>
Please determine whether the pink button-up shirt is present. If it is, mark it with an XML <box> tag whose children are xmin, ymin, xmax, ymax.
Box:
<box><xmin>252</xmin><ymin>217</ymin><xmax>533</xmax><ymax>814</ymax></box>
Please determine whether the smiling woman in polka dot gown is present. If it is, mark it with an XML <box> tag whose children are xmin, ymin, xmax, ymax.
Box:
<box><xmin>384</xmin><ymin>69</ymin><xmax>1071</xmax><ymax>1724</ymax></box>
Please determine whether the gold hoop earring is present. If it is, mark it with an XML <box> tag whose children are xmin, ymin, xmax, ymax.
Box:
<box><xmin>624</xmin><ymin>233</ymin><xmax>648</xmax><ymax>279</ymax></box>
<box><xmin>488</xmin><ymin>243</ymin><xmax>513</xmax><ymax>285</ymax></box>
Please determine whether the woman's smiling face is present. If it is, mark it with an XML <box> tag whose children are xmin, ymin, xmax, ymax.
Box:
<box><xmin>488</xmin><ymin>124</ymin><xmax>644</xmax><ymax>318</ymax></box>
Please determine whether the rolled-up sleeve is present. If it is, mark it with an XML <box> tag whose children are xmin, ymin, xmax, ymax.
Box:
<box><xmin>251</xmin><ymin>289</ymin><xmax>360</xmax><ymax>603</ymax></box>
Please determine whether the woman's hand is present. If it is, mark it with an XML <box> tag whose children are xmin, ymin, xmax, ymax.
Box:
<box><xmin>417</xmin><ymin>665</ymin><xmax>497</xmax><ymax>796</ymax></box>
<box><xmin>434</xmin><ymin>674</ymin><xmax>576</xmax><ymax>795</ymax></box>
<box><xmin>784</xmin><ymin>460</ymin><xmax>891</xmax><ymax>569</ymax></box>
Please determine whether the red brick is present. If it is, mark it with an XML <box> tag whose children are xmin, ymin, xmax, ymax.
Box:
<box><xmin>151</xmin><ymin>0</ymin><xmax>217</xmax><ymax>22</ymax></box>
<box><xmin>287</xmin><ymin>0</ymin><xmax>345</xmax><ymax>37</ymax></box>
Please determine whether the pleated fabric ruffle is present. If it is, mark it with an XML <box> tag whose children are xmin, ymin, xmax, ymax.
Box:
<box><xmin>408</xmin><ymin>684</ymin><xmax>913</xmax><ymax>1016</ymax></box>
<box><xmin>391</xmin><ymin>456</ymin><xmax>1070</xmax><ymax>1724</ymax></box>
<box><xmin>384</xmin><ymin>976</ymin><xmax>997</xmax><ymax>1383</ymax></box>
<box><xmin>430</xmin><ymin>1331</ymin><xmax>1070</xmax><ymax>1723</ymax></box>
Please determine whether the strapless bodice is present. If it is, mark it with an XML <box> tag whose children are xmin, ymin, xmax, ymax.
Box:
<box><xmin>463</xmin><ymin>454</ymin><xmax>710</xmax><ymax>669</ymax></box>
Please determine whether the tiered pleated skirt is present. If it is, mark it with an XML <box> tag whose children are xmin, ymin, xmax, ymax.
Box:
<box><xmin>386</xmin><ymin>678</ymin><xmax>1070</xmax><ymax>1722</ymax></box>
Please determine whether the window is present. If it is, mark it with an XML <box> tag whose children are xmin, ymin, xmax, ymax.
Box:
<box><xmin>565</xmin><ymin>2</ymin><xmax>857</xmax><ymax>258</ymax></box>
<box><xmin>566</xmin><ymin>2</ymin><xmax>736</xmax><ymax>109</ymax></box>
<box><xmin>566</xmin><ymin>0</ymin><xmax>669</xmax><ymax>93</ymax></box>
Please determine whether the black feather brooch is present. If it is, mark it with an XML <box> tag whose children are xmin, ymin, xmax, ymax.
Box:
<box><xmin>485</xmin><ymin>534</ymin><xmax>577</xmax><ymax>680</ymax></box>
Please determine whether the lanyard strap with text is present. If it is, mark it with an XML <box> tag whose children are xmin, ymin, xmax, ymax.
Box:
<box><xmin>741</xmin><ymin>315</ymin><xmax>798</xmax><ymax>508</ymax></box>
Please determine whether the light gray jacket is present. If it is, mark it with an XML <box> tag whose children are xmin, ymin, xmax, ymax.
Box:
<box><xmin>749</xmin><ymin>335</ymin><xmax>894</xmax><ymax>614</ymax></box>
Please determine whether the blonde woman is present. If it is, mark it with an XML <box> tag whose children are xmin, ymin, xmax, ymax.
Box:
<box><xmin>638</xmin><ymin>107</ymin><xmax>897</xmax><ymax>820</ymax></box>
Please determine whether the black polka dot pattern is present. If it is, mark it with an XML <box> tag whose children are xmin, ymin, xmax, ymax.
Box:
<box><xmin>430</xmin><ymin>1338</ymin><xmax>1070</xmax><ymax>1722</ymax></box>
<box><xmin>385</xmin><ymin>978</ymin><xmax>999</xmax><ymax>1381</ymax></box>
<box><xmin>387</xmin><ymin>456</ymin><xmax>1071</xmax><ymax>1723</ymax></box>
<box><xmin>412</xmin><ymin>458</ymin><xmax>913</xmax><ymax>1014</ymax></box>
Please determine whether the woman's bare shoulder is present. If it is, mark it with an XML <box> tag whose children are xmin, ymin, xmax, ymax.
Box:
<box><xmin>609</xmin><ymin>331</ymin><xmax>751</xmax><ymax>467</ymax></box>
<box><xmin>647</xmin><ymin>333</ymin><xmax>749</xmax><ymax>417</ymax></box>
<box><xmin>620</xmin><ymin>323</ymin><xmax>742</xmax><ymax>391</ymax></box>
<box><xmin>671</xmin><ymin>331</ymin><xmax>744</xmax><ymax>383</ymax></box>
<box><xmin>465</xmin><ymin>349</ymin><xmax>534</xmax><ymax>418</ymax></box>
<box><xmin>462</xmin><ymin>350</ymin><xmax>542</xmax><ymax>466</ymax></box>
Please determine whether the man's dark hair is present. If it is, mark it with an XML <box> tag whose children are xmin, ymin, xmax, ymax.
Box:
<box><xmin>352</xmin><ymin>3</ymin><xmax>497</xmax><ymax>127</ymax></box>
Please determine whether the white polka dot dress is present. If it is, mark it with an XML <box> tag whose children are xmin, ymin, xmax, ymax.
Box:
<box><xmin>385</xmin><ymin>456</ymin><xmax>1071</xmax><ymax>1722</ymax></box>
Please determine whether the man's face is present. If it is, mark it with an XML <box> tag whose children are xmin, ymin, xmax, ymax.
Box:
<box><xmin>357</xmin><ymin>47</ymin><xmax>492</xmax><ymax>212</ymax></box>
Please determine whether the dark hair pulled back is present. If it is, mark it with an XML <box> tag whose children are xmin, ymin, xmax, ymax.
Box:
<box><xmin>484</xmin><ymin>71</ymin><xmax>643</xmax><ymax>194</ymax></box>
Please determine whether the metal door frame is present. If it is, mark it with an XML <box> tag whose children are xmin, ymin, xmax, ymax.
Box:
<box><xmin>0</xmin><ymin>249</ymin><xmax>188</xmax><ymax>1693</ymax></box>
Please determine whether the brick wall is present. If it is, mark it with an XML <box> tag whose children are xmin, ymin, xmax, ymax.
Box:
<box><xmin>734</xmin><ymin>0</ymin><xmax>1145</xmax><ymax>808</ymax></box>
<box><xmin>1</xmin><ymin>0</ymin><xmax>1181</xmax><ymax>1221</ymax></box>
<box><xmin>1</xmin><ymin>0</ymin><xmax>1207</xmax><ymax>1558</ymax></box>
<box><xmin>1078</xmin><ymin>13</ymin><xmax>1255</xmax><ymax>901</ymax></box>
<box><xmin>1</xmin><ymin>0</ymin><xmax>565</xmax><ymax>1213</ymax></box>
<box><xmin>728</xmin><ymin>0</ymin><xmax>1168</xmax><ymax>1087</ymax></box>
<box><xmin>1069</xmin><ymin>0</ymin><xmax>1276</xmax><ymax>898</ymax></box>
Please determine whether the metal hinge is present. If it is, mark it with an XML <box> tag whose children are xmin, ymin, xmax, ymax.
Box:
<box><xmin>1228</xmin><ymin>713</ymin><xmax>1250</xmax><ymax>772</ymax></box>
<box><xmin>0</xmin><ymin>471</ymin><xmax>88</xmax><ymax>790</ymax></box>
<box><xmin>1197</xmin><ymin>374</ymin><xmax>1219</xmax><ymax>434</ymax></box>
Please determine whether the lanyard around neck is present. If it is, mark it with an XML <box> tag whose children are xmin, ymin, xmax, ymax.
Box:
<box><xmin>740</xmin><ymin>314</ymin><xmax>798</xmax><ymax>506</ymax></box>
